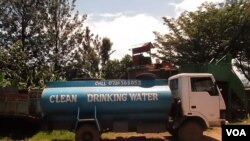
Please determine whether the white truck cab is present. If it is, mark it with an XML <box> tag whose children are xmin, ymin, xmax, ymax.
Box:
<box><xmin>168</xmin><ymin>73</ymin><xmax>227</xmax><ymax>141</ymax></box>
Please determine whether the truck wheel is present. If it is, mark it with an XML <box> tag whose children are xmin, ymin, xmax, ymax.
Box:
<box><xmin>178</xmin><ymin>121</ymin><xmax>203</xmax><ymax>141</ymax></box>
<box><xmin>168</xmin><ymin>128</ymin><xmax>178</xmax><ymax>137</ymax></box>
<box><xmin>75</xmin><ymin>125</ymin><xmax>100</xmax><ymax>141</ymax></box>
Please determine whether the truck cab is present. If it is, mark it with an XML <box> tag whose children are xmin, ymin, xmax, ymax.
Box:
<box><xmin>168</xmin><ymin>73</ymin><xmax>227</xmax><ymax>141</ymax></box>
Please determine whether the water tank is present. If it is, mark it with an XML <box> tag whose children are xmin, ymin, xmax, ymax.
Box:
<box><xmin>41</xmin><ymin>79</ymin><xmax>172</xmax><ymax>129</ymax></box>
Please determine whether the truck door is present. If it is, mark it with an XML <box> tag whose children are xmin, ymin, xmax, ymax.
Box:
<box><xmin>189</xmin><ymin>77</ymin><xmax>220</xmax><ymax>126</ymax></box>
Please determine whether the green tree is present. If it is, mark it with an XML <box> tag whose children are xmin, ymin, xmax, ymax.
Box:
<box><xmin>155</xmin><ymin>3</ymin><xmax>224</xmax><ymax>65</ymax></box>
<box><xmin>0</xmin><ymin>73</ymin><xmax>11</xmax><ymax>88</ymax></box>
<box><xmin>64</xmin><ymin>27</ymin><xmax>113</xmax><ymax>80</ymax></box>
<box><xmin>44</xmin><ymin>0</ymin><xmax>87</xmax><ymax>80</ymax></box>
<box><xmin>102</xmin><ymin>55</ymin><xmax>132</xmax><ymax>79</ymax></box>
<box><xmin>0</xmin><ymin>0</ymin><xmax>104</xmax><ymax>87</ymax></box>
<box><xmin>102</xmin><ymin>59</ymin><xmax>121</xmax><ymax>79</ymax></box>
<box><xmin>100</xmin><ymin>37</ymin><xmax>113</xmax><ymax>66</ymax></box>
<box><xmin>154</xmin><ymin>0</ymin><xmax>250</xmax><ymax>80</ymax></box>
<box><xmin>120</xmin><ymin>55</ymin><xmax>133</xmax><ymax>78</ymax></box>
<box><xmin>0</xmin><ymin>41</ymin><xmax>30</xmax><ymax>88</ymax></box>
<box><xmin>0</xmin><ymin>0</ymin><xmax>48</xmax><ymax>88</ymax></box>
<box><xmin>80</xmin><ymin>27</ymin><xmax>102</xmax><ymax>79</ymax></box>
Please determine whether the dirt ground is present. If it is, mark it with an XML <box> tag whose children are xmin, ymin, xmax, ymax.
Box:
<box><xmin>0</xmin><ymin>116</ymin><xmax>222</xmax><ymax>141</ymax></box>
<box><xmin>203</xmin><ymin>127</ymin><xmax>221</xmax><ymax>141</ymax></box>
<box><xmin>101</xmin><ymin>127</ymin><xmax>221</xmax><ymax>141</ymax></box>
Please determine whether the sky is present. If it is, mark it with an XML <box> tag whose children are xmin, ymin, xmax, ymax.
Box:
<box><xmin>75</xmin><ymin>0</ymin><xmax>225</xmax><ymax>59</ymax></box>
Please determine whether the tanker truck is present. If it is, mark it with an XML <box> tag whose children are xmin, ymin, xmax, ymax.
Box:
<box><xmin>41</xmin><ymin>73</ymin><xmax>227</xmax><ymax>141</ymax></box>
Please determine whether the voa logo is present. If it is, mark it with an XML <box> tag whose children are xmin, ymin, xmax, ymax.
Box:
<box><xmin>226</xmin><ymin>129</ymin><xmax>246</xmax><ymax>136</ymax></box>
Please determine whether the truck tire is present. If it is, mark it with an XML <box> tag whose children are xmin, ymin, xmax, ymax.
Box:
<box><xmin>75</xmin><ymin>125</ymin><xmax>100</xmax><ymax>141</ymax></box>
<box><xmin>168</xmin><ymin>128</ymin><xmax>178</xmax><ymax>137</ymax></box>
<box><xmin>178</xmin><ymin>121</ymin><xmax>203</xmax><ymax>141</ymax></box>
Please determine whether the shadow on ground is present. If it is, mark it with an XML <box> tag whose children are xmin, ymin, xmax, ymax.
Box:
<box><xmin>102</xmin><ymin>135</ymin><xmax>219</xmax><ymax>141</ymax></box>
<box><xmin>0</xmin><ymin>117</ymin><xmax>220</xmax><ymax>141</ymax></box>
<box><xmin>0</xmin><ymin>116</ymin><xmax>41</xmax><ymax>140</ymax></box>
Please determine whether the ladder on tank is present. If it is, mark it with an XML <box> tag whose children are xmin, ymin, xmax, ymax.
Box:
<box><xmin>74</xmin><ymin>106</ymin><xmax>101</xmax><ymax>131</ymax></box>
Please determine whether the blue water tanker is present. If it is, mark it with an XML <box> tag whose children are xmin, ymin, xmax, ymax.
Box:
<box><xmin>41</xmin><ymin>79</ymin><xmax>172</xmax><ymax>132</ymax></box>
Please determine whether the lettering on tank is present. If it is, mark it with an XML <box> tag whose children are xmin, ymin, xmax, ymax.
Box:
<box><xmin>49</xmin><ymin>94</ymin><xmax>77</xmax><ymax>103</ymax></box>
<box><xmin>94</xmin><ymin>80</ymin><xmax>141</xmax><ymax>86</ymax></box>
<box><xmin>87</xmin><ymin>93</ymin><xmax>159</xmax><ymax>102</ymax></box>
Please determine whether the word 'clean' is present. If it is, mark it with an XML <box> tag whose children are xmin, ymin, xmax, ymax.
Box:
<box><xmin>49</xmin><ymin>94</ymin><xmax>77</xmax><ymax>103</ymax></box>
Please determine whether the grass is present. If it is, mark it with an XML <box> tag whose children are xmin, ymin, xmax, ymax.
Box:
<box><xmin>0</xmin><ymin>137</ymin><xmax>12</xmax><ymax>141</ymax></box>
<box><xmin>0</xmin><ymin>116</ymin><xmax>250</xmax><ymax>141</ymax></box>
<box><xmin>28</xmin><ymin>130</ymin><xmax>75</xmax><ymax>141</ymax></box>
<box><xmin>0</xmin><ymin>130</ymin><xmax>75</xmax><ymax>141</ymax></box>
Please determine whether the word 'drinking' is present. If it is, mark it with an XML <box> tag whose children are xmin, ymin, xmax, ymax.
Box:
<box><xmin>87</xmin><ymin>93</ymin><xmax>158</xmax><ymax>102</ymax></box>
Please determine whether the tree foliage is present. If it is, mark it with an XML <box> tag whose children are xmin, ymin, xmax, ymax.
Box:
<box><xmin>154</xmin><ymin>0</ymin><xmax>250</xmax><ymax>80</ymax></box>
<box><xmin>100</xmin><ymin>37</ymin><xmax>113</xmax><ymax>66</ymax></box>
<box><xmin>0</xmin><ymin>0</ymin><xmax>113</xmax><ymax>88</ymax></box>
<box><xmin>0</xmin><ymin>41</ymin><xmax>30</xmax><ymax>88</ymax></box>
<box><xmin>43</xmin><ymin>0</ymin><xmax>88</xmax><ymax>80</ymax></box>
<box><xmin>102</xmin><ymin>55</ymin><xmax>132</xmax><ymax>79</ymax></box>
